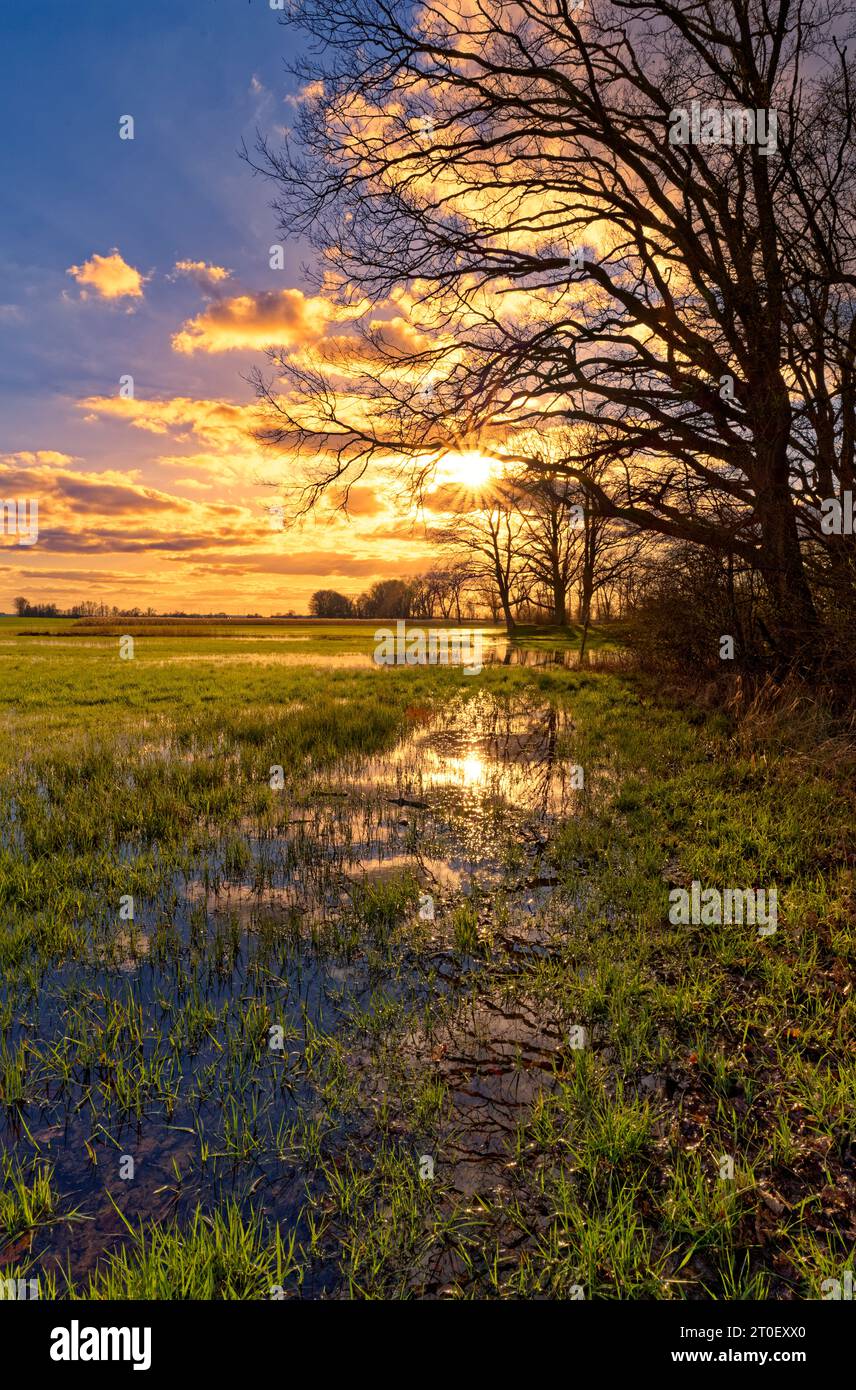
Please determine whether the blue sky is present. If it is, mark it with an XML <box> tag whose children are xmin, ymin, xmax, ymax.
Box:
<box><xmin>1</xmin><ymin>0</ymin><xmax>306</xmax><ymax>443</ymax></box>
<box><xmin>0</xmin><ymin>3</ymin><xmax>432</xmax><ymax>611</ymax></box>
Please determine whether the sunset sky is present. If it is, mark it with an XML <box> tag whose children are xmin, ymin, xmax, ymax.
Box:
<box><xmin>0</xmin><ymin>0</ymin><xmax>449</xmax><ymax>614</ymax></box>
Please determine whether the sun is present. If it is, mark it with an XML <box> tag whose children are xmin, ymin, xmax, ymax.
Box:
<box><xmin>440</xmin><ymin>450</ymin><xmax>494</xmax><ymax>491</ymax></box>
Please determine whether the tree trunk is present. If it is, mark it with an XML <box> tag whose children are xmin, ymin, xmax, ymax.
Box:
<box><xmin>552</xmin><ymin>570</ymin><xmax>566</xmax><ymax>626</ymax></box>
<box><xmin>757</xmin><ymin>479</ymin><xmax>819</xmax><ymax>667</ymax></box>
<box><xmin>578</xmin><ymin>614</ymin><xmax>591</xmax><ymax>665</ymax></box>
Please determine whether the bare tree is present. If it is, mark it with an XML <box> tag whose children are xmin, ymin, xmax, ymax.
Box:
<box><xmin>309</xmin><ymin>589</ymin><xmax>354</xmax><ymax>618</ymax></box>
<box><xmin>248</xmin><ymin>0</ymin><xmax>856</xmax><ymax>672</ymax></box>
<box><xmin>510</xmin><ymin>473</ymin><xmax>582</xmax><ymax>626</ymax></box>
<box><xmin>432</xmin><ymin>496</ymin><xmax>526</xmax><ymax>633</ymax></box>
<box><xmin>355</xmin><ymin>578</ymin><xmax>414</xmax><ymax>618</ymax></box>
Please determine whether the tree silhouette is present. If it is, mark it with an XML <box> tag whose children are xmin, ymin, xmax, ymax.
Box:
<box><xmin>250</xmin><ymin>0</ymin><xmax>856</xmax><ymax>669</ymax></box>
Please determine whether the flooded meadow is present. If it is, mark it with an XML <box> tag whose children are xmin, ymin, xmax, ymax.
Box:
<box><xmin>0</xmin><ymin>622</ymin><xmax>853</xmax><ymax>1298</ymax></box>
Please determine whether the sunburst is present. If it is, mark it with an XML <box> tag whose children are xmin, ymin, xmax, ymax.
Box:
<box><xmin>439</xmin><ymin>450</ymin><xmax>494</xmax><ymax>491</ymax></box>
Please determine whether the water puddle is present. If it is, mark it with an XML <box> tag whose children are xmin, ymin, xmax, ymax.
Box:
<box><xmin>2</xmin><ymin>691</ymin><xmax>581</xmax><ymax>1288</ymax></box>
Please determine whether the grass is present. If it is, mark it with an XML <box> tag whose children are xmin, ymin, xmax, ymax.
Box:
<box><xmin>62</xmin><ymin>1202</ymin><xmax>302</xmax><ymax>1301</ymax></box>
<box><xmin>0</xmin><ymin>619</ymin><xmax>852</xmax><ymax>1299</ymax></box>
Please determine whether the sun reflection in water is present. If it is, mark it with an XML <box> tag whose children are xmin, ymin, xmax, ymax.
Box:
<box><xmin>460</xmin><ymin>754</ymin><xmax>485</xmax><ymax>787</ymax></box>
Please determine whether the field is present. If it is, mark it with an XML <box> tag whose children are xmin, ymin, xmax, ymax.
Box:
<box><xmin>0</xmin><ymin>619</ymin><xmax>853</xmax><ymax>1299</ymax></box>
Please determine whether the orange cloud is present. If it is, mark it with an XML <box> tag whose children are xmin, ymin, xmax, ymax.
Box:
<box><xmin>328</xmin><ymin>485</ymin><xmax>384</xmax><ymax>517</ymax></box>
<box><xmin>66</xmin><ymin>249</ymin><xmax>147</xmax><ymax>301</ymax></box>
<box><xmin>368</xmin><ymin>316</ymin><xmax>433</xmax><ymax>356</ymax></box>
<box><xmin>172</xmin><ymin>260</ymin><xmax>232</xmax><ymax>290</ymax></box>
<box><xmin>0</xmin><ymin>452</ymin><xmax>255</xmax><ymax>558</ymax></box>
<box><xmin>79</xmin><ymin>395</ymin><xmax>262</xmax><ymax>450</ymax></box>
<box><xmin>3</xmin><ymin>450</ymin><xmax>78</xmax><ymax>469</ymax></box>
<box><xmin>171</xmin><ymin>288</ymin><xmax>359</xmax><ymax>355</ymax></box>
<box><xmin>172</xmin><ymin>477</ymin><xmax>214</xmax><ymax>492</ymax></box>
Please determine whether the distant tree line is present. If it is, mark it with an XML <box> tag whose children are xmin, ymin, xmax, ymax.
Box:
<box><xmin>10</xmin><ymin>598</ymin><xmax>271</xmax><ymax>619</ymax></box>
<box><xmin>12</xmin><ymin>598</ymin><xmax>161</xmax><ymax>619</ymax></box>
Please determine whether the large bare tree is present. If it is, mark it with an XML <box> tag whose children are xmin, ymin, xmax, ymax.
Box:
<box><xmin>512</xmin><ymin>472</ymin><xmax>582</xmax><ymax>626</ymax></box>
<box><xmin>431</xmin><ymin>495</ymin><xmax>527</xmax><ymax>632</ymax></box>
<box><xmin>249</xmin><ymin>0</ymin><xmax>856</xmax><ymax>668</ymax></box>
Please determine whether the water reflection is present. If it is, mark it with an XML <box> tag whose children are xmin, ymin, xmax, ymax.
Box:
<box><xmin>480</xmin><ymin>634</ymin><xmax>622</xmax><ymax>669</ymax></box>
<box><xmin>179</xmin><ymin>694</ymin><xmax>577</xmax><ymax>931</ymax></box>
<box><xmin>7</xmin><ymin>691</ymin><xmax>581</xmax><ymax>1288</ymax></box>
<box><xmin>350</xmin><ymin>691</ymin><xmax>578</xmax><ymax>820</ymax></box>
<box><xmin>147</xmin><ymin>630</ymin><xmax>622</xmax><ymax>672</ymax></box>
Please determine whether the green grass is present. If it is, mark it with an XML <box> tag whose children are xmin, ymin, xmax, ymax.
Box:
<box><xmin>0</xmin><ymin>619</ymin><xmax>852</xmax><ymax>1299</ymax></box>
<box><xmin>65</xmin><ymin>1202</ymin><xmax>302</xmax><ymax>1300</ymax></box>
